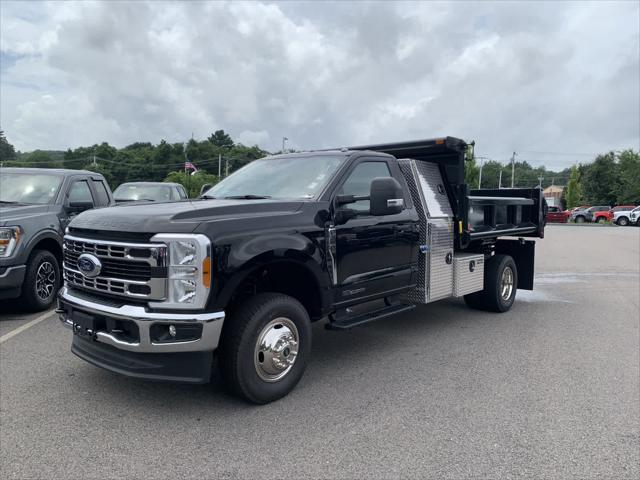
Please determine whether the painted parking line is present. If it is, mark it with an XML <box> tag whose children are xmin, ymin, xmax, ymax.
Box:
<box><xmin>0</xmin><ymin>309</ymin><xmax>56</xmax><ymax>344</ymax></box>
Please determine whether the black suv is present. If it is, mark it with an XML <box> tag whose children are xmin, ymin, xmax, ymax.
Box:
<box><xmin>0</xmin><ymin>168</ymin><xmax>113</xmax><ymax>310</ymax></box>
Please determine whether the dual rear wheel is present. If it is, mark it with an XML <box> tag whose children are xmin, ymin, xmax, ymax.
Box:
<box><xmin>464</xmin><ymin>254</ymin><xmax>518</xmax><ymax>312</ymax></box>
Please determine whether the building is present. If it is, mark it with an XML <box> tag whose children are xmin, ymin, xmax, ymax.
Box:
<box><xmin>543</xmin><ymin>185</ymin><xmax>565</xmax><ymax>207</ymax></box>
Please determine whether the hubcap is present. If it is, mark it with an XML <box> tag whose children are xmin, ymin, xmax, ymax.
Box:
<box><xmin>500</xmin><ymin>266</ymin><xmax>514</xmax><ymax>301</ymax></box>
<box><xmin>36</xmin><ymin>261</ymin><xmax>56</xmax><ymax>300</ymax></box>
<box><xmin>254</xmin><ymin>317</ymin><xmax>299</xmax><ymax>382</ymax></box>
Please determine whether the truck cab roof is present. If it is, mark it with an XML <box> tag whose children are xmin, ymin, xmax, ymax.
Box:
<box><xmin>1</xmin><ymin>167</ymin><xmax>102</xmax><ymax>177</ymax></box>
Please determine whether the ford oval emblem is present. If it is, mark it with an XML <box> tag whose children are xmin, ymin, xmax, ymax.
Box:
<box><xmin>77</xmin><ymin>253</ymin><xmax>102</xmax><ymax>278</ymax></box>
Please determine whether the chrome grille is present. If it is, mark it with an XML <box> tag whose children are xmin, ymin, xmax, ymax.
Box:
<box><xmin>63</xmin><ymin>235</ymin><xmax>167</xmax><ymax>300</ymax></box>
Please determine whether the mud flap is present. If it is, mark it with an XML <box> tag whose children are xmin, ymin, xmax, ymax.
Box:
<box><xmin>495</xmin><ymin>239</ymin><xmax>535</xmax><ymax>290</ymax></box>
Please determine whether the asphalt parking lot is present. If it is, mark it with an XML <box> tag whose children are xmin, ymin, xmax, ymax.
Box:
<box><xmin>1</xmin><ymin>225</ymin><xmax>638</xmax><ymax>479</ymax></box>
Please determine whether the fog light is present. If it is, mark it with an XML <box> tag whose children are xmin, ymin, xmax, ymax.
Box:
<box><xmin>169</xmin><ymin>325</ymin><xmax>176</xmax><ymax>337</ymax></box>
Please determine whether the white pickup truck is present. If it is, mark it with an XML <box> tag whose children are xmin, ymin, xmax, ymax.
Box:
<box><xmin>614</xmin><ymin>206</ymin><xmax>640</xmax><ymax>226</ymax></box>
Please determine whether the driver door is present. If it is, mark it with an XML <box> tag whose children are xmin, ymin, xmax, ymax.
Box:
<box><xmin>332</xmin><ymin>158</ymin><xmax>418</xmax><ymax>306</ymax></box>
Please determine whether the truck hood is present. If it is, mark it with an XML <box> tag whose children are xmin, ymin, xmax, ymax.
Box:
<box><xmin>69</xmin><ymin>199</ymin><xmax>305</xmax><ymax>233</ymax></box>
<box><xmin>0</xmin><ymin>204</ymin><xmax>51</xmax><ymax>226</ymax></box>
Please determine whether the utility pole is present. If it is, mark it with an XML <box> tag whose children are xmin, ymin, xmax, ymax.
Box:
<box><xmin>282</xmin><ymin>136</ymin><xmax>288</xmax><ymax>153</ymax></box>
<box><xmin>218</xmin><ymin>153</ymin><xmax>222</xmax><ymax>178</ymax></box>
<box><xmin>225</xmin><ymin>156</ymin><xmax>229</xmax><ymax>177</ymax></box>
<box><xmin>510</xmin><ymin>151</ymin><xmax>517</xmax><ymax>188</ymax></box>
<box><xmin>477</xmin><ymin>156</ymin><xmax>488</xmax><ymax>189</ymax></box>
<box><xmin>184</xmin><ymin>143</ymin><xmax>189</xmax><ymax>196</ymax></box>
<box><xmin>498</xmin><ymin>169</ymin><xmax>502</xmax><ymax>189</ymax></box>
<box><xmin>93</xmin><ymin>155</ymin><xmax>97</xmax><ymax>167</ymax></box>
<box><xmin>538</xmin><ymin>176</ymin><xmax>544</xmax><ymax>188</ymax></box>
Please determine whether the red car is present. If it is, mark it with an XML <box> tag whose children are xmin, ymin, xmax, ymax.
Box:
<box><xmin>594</xmin><ymin>205</ymin><xmax>637</xmax><ymax>223</ymax></box>
<box><xmin>546</xmin><ymin>206</ymin><xmax>570</xmax><ymax>223</ymax></box>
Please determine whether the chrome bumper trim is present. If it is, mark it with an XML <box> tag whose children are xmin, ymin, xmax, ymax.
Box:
<box><xmin>58</xmin><ymin>287</ymin><xmax>224</xmax><ymax>353</ymax></box>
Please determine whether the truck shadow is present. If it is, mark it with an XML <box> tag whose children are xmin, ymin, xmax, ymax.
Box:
<box><xmin>77</xmin><ymin>297</ymin><xmax>496</xmax><ymax>410</ymax></box>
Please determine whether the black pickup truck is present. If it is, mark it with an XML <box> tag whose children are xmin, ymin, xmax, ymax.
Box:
<box><xmin>58</xmin><ymin>137</ymin><xmax>545</xmax><ymax>403</ymax></box>
<box><xmin>0</xmin><ymin>168</ymin><xmax>113</xmax><ymax>310</ymax></box>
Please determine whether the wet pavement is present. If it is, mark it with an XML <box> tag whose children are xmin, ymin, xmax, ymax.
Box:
<box><xmin>1</xmin><ymin>225</ymin><xmax>638</xmax><ymax>479</ymax></box>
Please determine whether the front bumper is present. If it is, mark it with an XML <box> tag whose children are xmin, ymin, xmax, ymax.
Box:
<box><xmin>0</xmin><ymin>265</ymin><xmax>26</xmax><ymax>299</ymax></box>
<box><xmin>57</xmin><ymin>286</ymin><xmax>225</xmax><ymax>383</ymax></box>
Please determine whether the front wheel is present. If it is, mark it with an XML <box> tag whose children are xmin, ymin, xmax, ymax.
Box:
<box><xmin>219</xmin><ymin>293</ymin><xmax>311</xmax><ymax>404</ymax></box>
<box><xmin>575</xmin><ymin>216</ymin><xmax>586</xmax><ymax>223</ymax></box>
<box><xmin>617</xmin><ymin>217</ymin><xmax>629</xmax><ymax>226</ymax></box>
<box><xmin>19</xmin><ymin>249</ymin><xmax>61</xmax><ymax>311</ymax></box>
<box><xmin>464</xmin><ymin>254</ymin><xmax>518</xmax><ymax>313</ymax></box>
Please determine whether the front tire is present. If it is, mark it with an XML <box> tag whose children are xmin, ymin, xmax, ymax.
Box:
<box><xmin>464</xmin><ymin>254</ymin><xmax>518</xmax><ymax>313</ymax></box>
<box><xmin>219</xmin><ymin>293</ymin><xmax>311</xmax><ymax>404</ymax></box>
<box><xmin>575</xmin><ymin>216</ymin><xmax>586</xmax><ymax>223</ymax></box>
<box><xmin>19</xmin><ymin>249</ymin><xmax>61</xmax><ymax>312</ymax></box>
<box><xmin>617</xmin><ymin>217</ymin><xmax>629</xmax><ymax>226</ymax></box>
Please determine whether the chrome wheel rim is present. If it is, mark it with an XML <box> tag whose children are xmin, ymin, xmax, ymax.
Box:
<box><xmin>500</xmin><ymin>266</ymin><xmax>514</xmax><ymax>301</ymax></box>
<box><xmin>254</xmin><ymin>317</ymin><xmax>299</xmax><ymax>382</ymax></box>
<box><xmin>36</xmin><ymin>261</ymin><xmax>56</xmax><ymax>300</ymax></box>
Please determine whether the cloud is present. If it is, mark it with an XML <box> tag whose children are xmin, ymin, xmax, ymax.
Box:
<box><xmin>1</xmin><ymin>0</ymin><xmax>638</xmax><ymax>171</ymax></box>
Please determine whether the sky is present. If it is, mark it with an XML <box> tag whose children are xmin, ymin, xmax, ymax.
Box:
<box><xmin>1</xmin><ymin>0</ymin><xmax>638</xmax><ymax>170</ymax></box>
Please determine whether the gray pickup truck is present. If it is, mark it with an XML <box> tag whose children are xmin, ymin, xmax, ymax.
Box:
<box><xmin>0</xmin><ymin>168</ymin><xmax>113</xmax><ymax>311</ymax></box>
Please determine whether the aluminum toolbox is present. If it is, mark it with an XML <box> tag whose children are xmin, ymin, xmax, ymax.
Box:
<box><xmin>398</xmin><ymin>158</ymin><xmax>454</xmax><ymax>303</ymax></box>
<box><xmin>452</xmin><ymin>253</ymin><xmax>484</xmax><ymax>297</ymax></box>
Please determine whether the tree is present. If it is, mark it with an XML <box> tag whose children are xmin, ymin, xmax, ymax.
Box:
<box><xmin>564</xmin><ymin>165</ymin><xmax>582</xmax><ymax>209</ymax></box>
<box><xmin>207</xmin><ymin>130</ymin><xmax>234</xmax><ymax>149</ymax></box>
<box><xmin>615</xmin><ymin>150</ymin><xmax>640</xmax><ymax>204</ymax></box>
<box><xmin>581</xmin><ymin>153</ymin><xmax>619</xmax><ymax>205</ymax></box>
<box><xmin>0</xmin><ymin>130</ymin><xmax>16</xmax><ymax>162</ymax></box>
<box><xmin>464</xmin><ymin>156</ymin><xmax>479</xmax><ymax>188</ymax></box>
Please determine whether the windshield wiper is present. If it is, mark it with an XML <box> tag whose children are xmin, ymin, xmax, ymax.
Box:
<box><xmin>224</xmin><ymin>195</ymin><xmax>271</xmax><ymax>200</ymax></box>
<box><xmin>200</xmin><ymin>194</ymin><xmax>216</xmax><ymax>199</ymax></box>
<box><xmin>0</xmin><ymin>200</ymin><xmax>23</xmax><ymax>205</ymax></box>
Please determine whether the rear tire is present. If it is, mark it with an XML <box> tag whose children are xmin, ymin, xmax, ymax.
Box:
<box><xmin>596</xmin><ymin>216</ymin><xmax>605</xmax><ymax>223</ymax></box>
<box><xmin>219</xmin><ymin>293</ymin><xmax>311</xmax><ymax>404</ymax></box>
<box><xmin>464</xmin><ymin>254</ymin><xmax>518</xmax><ymax>313</ymax></box>
<box><xmin>19</xmin><ymin>249</ymin><xmax>61</xmax><ymax>312</ymax></box>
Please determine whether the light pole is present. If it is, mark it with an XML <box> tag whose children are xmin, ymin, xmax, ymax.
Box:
<box><xmin>510</xmin><ymin>151</ymin><xmax>517</xmax><ymax>188</ymax></box>
<box><xmin>282</xmin><ymin>136</ymin><xmax>288</xmax><ymax>153</ymax></box>
<box><xmin>476</xmin><ymin>156</ymin><xmax>489</xmax><ymax>189</ymax></box>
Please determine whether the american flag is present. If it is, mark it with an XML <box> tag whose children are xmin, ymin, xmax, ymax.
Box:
<box><xmin>184</xmin><ymin>161</ymin><xmax>198</xmax><ymax>174</ymax></box>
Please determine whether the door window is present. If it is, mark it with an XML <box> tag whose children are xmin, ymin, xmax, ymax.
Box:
<box><xmin>68</xmin><ymin>180</ymin><xmax>94</xmax><ymax>205</ymax></box>
<box><xmin>339</xmin><ymin>161</ymin><xmax>391</xmax><ymax>211</ymax></box>
<box><xmin>91</xmin><ymin>180</ymin><xmax>110</xmax><ymax>206</ymax></box>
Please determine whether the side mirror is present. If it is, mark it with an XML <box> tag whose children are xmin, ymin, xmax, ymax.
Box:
<box><xmin>370</xmin><ymin>177</ymin><xmax>404</xmax><ymax>216</ymax></box>
<box><xmin>67</xmin><ymin>201</ymin><xmax>93</xmax><ymax>213</ymax></box>
<box><xmin>199</xmin><ymin>184</ymin><xmax>213</xmax><ymax>197</ymax></box>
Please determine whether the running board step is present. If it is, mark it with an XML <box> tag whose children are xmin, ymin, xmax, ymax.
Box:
<box><xmin>326</xmin><ymin>303</ymin><xmax>416</xmax><ymax>330</ymax></box>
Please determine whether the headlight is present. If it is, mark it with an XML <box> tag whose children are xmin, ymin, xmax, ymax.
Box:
<box><xmin>149</xmin><ymin>234</ymin><xmax>212</xmax><ymax>310</ymax></box>
<box><xmin>0</xmin><ymin>227</ymin><xmax>21</xmax><ymax>258</ymax></box>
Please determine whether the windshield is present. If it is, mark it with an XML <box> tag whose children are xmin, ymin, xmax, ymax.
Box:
<box><xmin>114</xmin><ymin>184</ymin><xmax>172</xmax><ymax>202</ymax></box>
<box><xmin>204</xmin><ymin>155</ymin><xmax>345</xmax><ymax>200</ymax></box>
<box><xmin>0</xmin><ymin>172</ymin><xmax>63</xmax><ymax>205</ymax></box>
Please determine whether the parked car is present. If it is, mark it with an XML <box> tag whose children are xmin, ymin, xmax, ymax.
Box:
<box><xmin>113</xmin><ymin>182</ymin><xmax>188</xmax><ymax>204</ymax></box>
<box><xmin>593</xmin><ymin>205</ymin><xmax>632</xmax><ymax>223</ymax></box>
<box><xmin>0</xmin><ymin>168</ymin><xmax>113</xmax><ymax>310</ymax></box>
<box><xmin>627</xmin><ymin>206</ymin><xmax>640</xmax><ymax>226</ymax></box>
<box><xmin>571</xmin><ymin>205</ymin><xmax>610</xmax><ymax>223</ymax></box>
<box><xmin>611</xmin><ymin>206</ymin><xmax>639</xmax><ymax>226</ymax></box>
<box><xmin>546</xmin><ymin>206</ymin><xmax>570</xmax><ymax>223</ymax></box>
